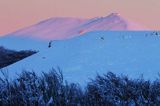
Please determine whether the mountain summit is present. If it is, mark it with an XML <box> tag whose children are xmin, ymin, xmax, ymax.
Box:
<box><xmin>6</xmin><ymin>13</ymin><xmax>147</xmax><ymax>40</ymax></box>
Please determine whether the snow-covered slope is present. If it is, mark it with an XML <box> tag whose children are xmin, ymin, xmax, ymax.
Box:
<box><xmin>2</xmin><ymin>31</ymin><xmax>160</xmax><ymax>86</ymax></box>
<box><xmin>4</xmin><ymin>13</ymin><xmax>147</xmax><ymax>40</ymax></box>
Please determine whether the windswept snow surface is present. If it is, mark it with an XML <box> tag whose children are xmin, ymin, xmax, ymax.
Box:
<box><xmin>2</xmin><ymin>31</ymin><xmax>160</xmax><ymax>87</ymax></box>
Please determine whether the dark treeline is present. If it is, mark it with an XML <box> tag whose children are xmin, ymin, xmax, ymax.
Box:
<box><xmin>0</xmin><ymin>46</ymin><xmax>37</xmax><ymax>69</ymax></box>
<box><xmin>0</xmin><ymin>69</ymin><xmax>160</xmax><ymax>106</ymax></box>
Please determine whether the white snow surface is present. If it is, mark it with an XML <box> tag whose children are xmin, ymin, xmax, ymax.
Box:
<box><xmin>2</xmin><ymin>31</ymin><xmax>160</xmax><ymax>87</ymax></box>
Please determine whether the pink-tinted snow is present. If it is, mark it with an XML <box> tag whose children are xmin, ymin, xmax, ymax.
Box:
<box><xmin>6</xmin><ymin>13</ymin><xmax>148</xmax><ymax>40</ymax></box>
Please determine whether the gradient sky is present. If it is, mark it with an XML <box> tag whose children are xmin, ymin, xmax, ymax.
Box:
<box><xmin>0</xmin><ymin>0</ymin><xmax>160</xmax><ymax>35</ymax></box>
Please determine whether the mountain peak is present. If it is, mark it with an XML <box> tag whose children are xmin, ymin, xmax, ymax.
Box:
<box><xmin>108</xmin><ymin>13</ymin><xmax>121</xmax><ymax>17</ymax></box>
<box><xmin>103</xmin><ymin>13</ymin><xmax>124</xmax><ymax>21</ymax></box>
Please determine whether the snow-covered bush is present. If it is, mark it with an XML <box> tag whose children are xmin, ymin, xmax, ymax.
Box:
<box><xmin>0</xmin><ymin>69</ymin><xmax>83</xmax><ymax>106</ymax></box>
<box><xmin>0</xmin><ymin>70</ymin><xmax>160</xmax><ymax>105</ymax></box>
<box><xmin>85</xmin><ymin>72</ymin><xmax>160</xmax><ymax>105</ymax></box>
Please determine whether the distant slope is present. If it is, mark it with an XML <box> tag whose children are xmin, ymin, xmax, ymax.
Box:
<box><xmin>2</xmin><ymin>31</ymin><xmax>160</xmax><ymax>86</ymax></box>
<box><xmin>73</xmin><ymin>13</ymin><xmax>147</xmax><ymax>34</ymax></box>
<box><xmin>9</xmin><ymin>17</ymin><xmax>87</xmax><ymax>40</ymax></box>
<box><xmin>4</xmin><ymin>13</ymin><xmax>147</xmax><ymax>40</ymax></box>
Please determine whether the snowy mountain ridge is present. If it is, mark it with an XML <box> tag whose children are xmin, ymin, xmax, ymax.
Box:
<box><xmin>4</xmin><ymin>13</ymin><xmax>147</xmax><ymax>40</ymax></box>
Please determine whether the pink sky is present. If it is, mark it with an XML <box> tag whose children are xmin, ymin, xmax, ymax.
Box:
<box><xmin>0</xmin><ymin>0</ymin><xmax>160</xmax><ymax>35</ymax></box>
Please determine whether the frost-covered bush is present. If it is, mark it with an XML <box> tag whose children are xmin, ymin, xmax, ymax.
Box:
<box><xmin>85</xmin><ymin>72</ymin><xmax>160</xmax><ymax>105</ymax></box>
<box><xmin>0</xmin><ymin>69</ymin><xmax>84</xmax><ymax>106</ymax></box>
<box><xmin>0</xmin><ymin>70</ymin><xmax>160</xmax><ymax>105</ymax></box>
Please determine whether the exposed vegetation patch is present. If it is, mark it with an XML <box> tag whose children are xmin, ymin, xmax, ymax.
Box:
<box><xmin>0</xmin><ymin>46</ymin><xmax>37</xmax><ymax>68</ymax></box>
